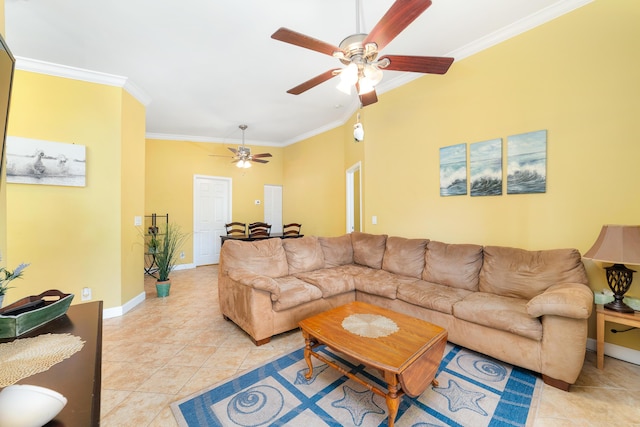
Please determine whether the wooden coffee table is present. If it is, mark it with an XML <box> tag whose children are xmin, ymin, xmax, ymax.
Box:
<box><xmin>299</xmin><ymin>301</ymin><xmax>447</xmax><ymax>427</ymax></box>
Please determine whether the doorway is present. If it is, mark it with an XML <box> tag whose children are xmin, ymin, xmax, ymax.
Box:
<box><xmin>346</xmin><ymin>162</ymin><xmax>362</xmax><ymax>233</ymax></box>
<box><xmin>193</xmin><ymin>175</ymin><xmax>231</xmax><ymax>265</ymax></box>
<box><xmin>264</xmin><ymin>185</ymin><xmax>283</xmax><ymax>234</ymax></box>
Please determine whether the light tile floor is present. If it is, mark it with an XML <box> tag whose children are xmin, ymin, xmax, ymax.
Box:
<box><xmin>100</xmin><ymin>265</ymin><xmax>640</xmax><ymax>426</ymax></box>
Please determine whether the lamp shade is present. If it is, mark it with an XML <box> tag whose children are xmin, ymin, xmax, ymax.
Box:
<box><xmin>583</xmin><ymin>225</ymin><xmax>640</xmax><ymax>265</ymax></box>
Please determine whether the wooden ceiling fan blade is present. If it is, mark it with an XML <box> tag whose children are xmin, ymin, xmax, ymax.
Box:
<box><xmin>228</xmin><ymin>147</ymin><xmax>237</xmax><ymax>154</ymax></box>
<box><xmin>363</xmin><ymin>0</ymin><xmax>432</xmax><ymax>52</ymax></box>
<box><xmin>271</xmin><ymin>27</ymin><xmax>342</xmax><ymax>57</ymax></box>
<box><xmin>380</xmin><ymin>55</ymin><xmax>454</xmax><ymax>74</ymax></box>
<box><xmin>358</xmin><ymin>88</ymin><xmax>378</xmax><ymax>107</ymax></box>
<box><xmin>251</xmin><ymin>158</ymin><xmax>269</xmax><ymax>164</ymax></box>
<box><xmin>287</xmin><ymin>69</ymin><xmax>341</xmax><ymax>95</ymax></box>
<box><xmin>252</xmin><ymin>153</ymin><xmax>272</xmax><ymax>158</ymax></box>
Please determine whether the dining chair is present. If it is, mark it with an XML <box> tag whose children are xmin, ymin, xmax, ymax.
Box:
<box><xmin>282</xmin><ymin>223</ymin><xmax>302</xmax><ymax>238</ymax></box>
<box><xmin>225</xmin><ymin>222</ymin><xmax>246</xmax><ymax>236</ymax></box>
<box><xmin>249</xmin><ymin>222</ymin><xmax>272</xmax><ymax>238</ymax></box>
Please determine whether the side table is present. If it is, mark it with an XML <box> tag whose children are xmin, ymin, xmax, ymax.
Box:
<box><xmin>596</xmin><ymin>304</ymin><xmax>640</xmax><ymax>369</ymax></box>
<box><xmin>0</xmin><ymin>301</ymin><xmax>103</xmax><ymax>426</ymax></box>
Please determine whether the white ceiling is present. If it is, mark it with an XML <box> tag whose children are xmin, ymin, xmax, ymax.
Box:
<box><xmin>5</xmin><ymin>0</ymin><xmax>590</xmax><ymax>146</ymax></box>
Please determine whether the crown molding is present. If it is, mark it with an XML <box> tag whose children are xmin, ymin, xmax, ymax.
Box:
<box><xmin>376</xmin><ymin>0</ymin><xmax>593</xmax><ymax>96</ymax></box>
<box><xmin>145</xmin><ymin>132</ymin><xmax>282</xmax><ymax>148</ymax></box>
<box><xmin>15</xmin><ymin>56</ymin><xmax>152</xmax><ymax>106</ymax></box>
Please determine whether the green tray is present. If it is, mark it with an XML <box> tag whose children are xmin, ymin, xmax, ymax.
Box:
<box><xmin>0</xmin><ymin>290</ymin><xmax>74</xmax><ymax>339</ymax></box>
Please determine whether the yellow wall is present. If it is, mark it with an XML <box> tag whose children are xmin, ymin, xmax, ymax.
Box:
<box><xmin>120</xmin><ymin>91</ymin><xmax>146</xmax><ymax>303</ymax></box>
<box><xmin>281</xmin><ymin>1</ymin><xmax>640</xmax><ymax>351</ymax></box>
<box><xmin>145</xmin><ymin>138</ymin><xmax>284</xmax><ymax>264</ymax></box>
<box><xmin>5</xmin><ymin>70</ymin><xmax>145</xmax><ymax>309</ymax></box>
<box><xmin>282</xmin><ymin>126</ymin><xmax>348</xmax><ymax>236</ymax></box>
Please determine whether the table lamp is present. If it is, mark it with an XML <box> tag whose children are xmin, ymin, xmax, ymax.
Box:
<box><xmin>583</xmin><ymin>225</ymin><xmax>640</xmax><ymax>313</ymax></box>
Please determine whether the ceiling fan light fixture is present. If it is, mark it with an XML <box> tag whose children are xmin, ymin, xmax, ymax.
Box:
<box><xmin>340</xmin><ymin>63</ymin><xmax>359</xmax><ymax>86</ymax></box>
<box><xmin>358</xmin><ymin>78</ymin><xmax>375</xmax><ymax>95</ymax></box>
<box><xmin>363</xmin><ymin>64</ymin><xmax>383</xmax><ymax>85</ymax></box>
<box><xmin>336</xmin><ymin>79</ymin><xmax>353</xmax><ymax>95</ymax></box>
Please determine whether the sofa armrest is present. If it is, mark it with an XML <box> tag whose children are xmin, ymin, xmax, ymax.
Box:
<box><xmin>526</xmin><ymin>283</ymin><xmax>594</xmax><ymax>319</ymax></box>
<box><xmin>228</xmin><ymin>268</ymin><xmax>280</xmax><ymax>300</ymax></box>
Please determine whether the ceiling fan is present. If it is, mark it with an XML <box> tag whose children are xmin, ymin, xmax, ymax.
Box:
<box><xmin>211</xmin><ymin>125</ymin><xmax>272</xmax><ymax>168</ymax></box>
<box><xmin>271</xmin><ymin>0</ymin><xmax>454</xmax><ymax>107</ymax></box>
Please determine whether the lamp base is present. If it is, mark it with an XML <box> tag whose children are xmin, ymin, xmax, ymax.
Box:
<box><xmin>604</xmin><ymin>299</ymin><xmax>635</xmax><ymax>313</ymax></box>
<box><xmin>604</xmin><ymin>264</ymin><xmax>636</xmax><ymax>313</ymax></box>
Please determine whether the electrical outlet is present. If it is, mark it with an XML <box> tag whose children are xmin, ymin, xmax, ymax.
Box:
<box><xmin>81</xmin><ymin>287</ymin><xmax>92</xmax><ymax>301</ymax></box>
<box><xmin>180</xmin><ymin>251</ymin><xmax>185</xmax><ymax>259</ymax></box>
<box><xmin>134</xmin><ymin>216</ymin><xmax>142</xmax><ymax>226</ymax></box>
<box><xmin>372</xmin><ymin>215</ymin><xmax>378</xmax><ymax>225</ymax></box>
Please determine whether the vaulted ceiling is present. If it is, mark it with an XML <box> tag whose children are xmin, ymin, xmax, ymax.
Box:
<box><xmin>5</xmin><ymin>0</ymin><xmax>590</xmax><ymax>146</ymax></box>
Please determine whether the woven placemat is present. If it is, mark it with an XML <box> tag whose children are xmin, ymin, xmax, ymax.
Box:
<box><xmin>0</xmin><ymin>333</ymin><xmax>85</xmax><ymax>387</ymax></box>
<box><xmin>342</xmin><ymin>313</ymin><xmax>399</xmax><ymax>338</ymax></box>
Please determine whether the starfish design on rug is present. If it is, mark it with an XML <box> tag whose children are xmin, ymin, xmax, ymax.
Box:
<box><xmin>331</xmin><ymin>385</ymin><xmax>385</xmax><ymax>426</ymax></box>
<box><xmin>433</xmin><ymin>379</ymin><xmax>488</xmax><ymax>416</ymax></box>
<box><xmin>295</xmin><ymin>363</ymin><xmax>329</xmax><ymax>385</ymax></box>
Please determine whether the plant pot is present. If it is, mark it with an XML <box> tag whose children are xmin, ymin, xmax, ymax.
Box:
<box><xmin>156</xmin><ymin>280</ymin><xmax>171</xmax><ymax>298</ymax></box>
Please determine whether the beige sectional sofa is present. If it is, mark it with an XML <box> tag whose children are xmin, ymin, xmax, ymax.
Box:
<box><xmin>218</xmin><ymin>232</ymin><xmax>593</xmax><ymax>390</ymax></box>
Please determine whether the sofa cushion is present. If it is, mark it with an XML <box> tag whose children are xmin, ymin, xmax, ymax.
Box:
<box><xmin>353</xmin><ymin>269</ymin><xmax>419</xmax><ymax>299</ymax></box>
<box><xmin>351</xmin><ymin>232</ymin><xmax>387</xmax><ymax>269</ymax></box>
<box><xmin>398</xmin><ymin>280</ymin><xmax>473</xmax><ymax>314</ymax></box>
<box><xmin>272</xmin><ymin>276</ymin><xmax>323</xmax><ymax>312</ymax></box>
<box><xmin>294</xmin><ymin>267</ymin><xmax>355</xmax><ymax>298</ymax></box>
<box><xmin>319</xmin><ymin>235</ymin><xmax>354</xmax><ymax>267</ymax></box>
<box><xmin>382</xmin><ymin>236</ymin><xmax>428</xmax><ymax>279</ymax></box>
<box><xmin>479</xmin><ymin>246</ymin><xmax>588</xmax><ymax>300</ymax></box>
<box><xmin>221</xmin><ymin>238</ymin><xmax>289</xmax><ymax>278</ymax></box>
<box><xmin>282</xmin><ymin>236</ymin><xmax>325</xmax><ymax>274</ymax></box>
<box><xmin>453</xmin><ymin>292</ymin><xmax>542</xmax><ymax>341</ymax></box>
<box><xmin>423</xmin><ymin>241</ymin><xmax>483</xmax><ymax>291</ymax></box>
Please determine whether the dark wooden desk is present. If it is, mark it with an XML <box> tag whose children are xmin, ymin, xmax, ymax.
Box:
<box><xmin>0</xmin><ymin>301</ymin><xmax>103</xmax><ymax>427</ymax></box>
<box><xmin>220</xmin><ymin>233</ymin><xmax>304</xmax><ymax>245</ymax></box>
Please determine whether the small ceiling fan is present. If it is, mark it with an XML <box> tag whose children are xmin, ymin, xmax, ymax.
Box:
<box><xmin>211</xmin><ymin>125</ymin><xmax>272</xmax><ymax>168</ymax></box>
<box><xmin>271</xmin><ymin>0</ymin><xmax>454</xmax><ymax>107</ymax></box>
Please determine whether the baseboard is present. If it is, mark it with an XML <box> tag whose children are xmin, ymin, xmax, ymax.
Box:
<box><xmin>102</xmin><ymin>291</ymin><xmax>146</xmax><ymax>319</ymax></box>
<box><xmin>586</xmin><ymin>337</ymin><xmax>640</xmax><ymax>366</ymax></box>
<box><xmin>102</xmin><ymin>265</ymin><xmax>196</xmax><ymax>319</ymax></box>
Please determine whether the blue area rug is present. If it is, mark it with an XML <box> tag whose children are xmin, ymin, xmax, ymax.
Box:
<box><xmin>172</xmin><ymin>343</ymin><xmax>540</xmax><ymax>427</ymax></box>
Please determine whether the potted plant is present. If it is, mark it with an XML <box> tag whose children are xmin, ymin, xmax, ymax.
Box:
<box><xmin>152</xmin><ymin>223</ymin><xmax>188</xmax><ymax>297</ymax></box>
<box><xmin>0</xmin><ymin>263</ymin><xmax>30</xmax><ymax>308</ymax></box>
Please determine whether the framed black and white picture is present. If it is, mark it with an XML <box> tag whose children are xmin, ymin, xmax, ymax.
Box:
<box><xmin>6</xmin><ymin>136</ymin><xmax>86</xmax><ymax>187</ymax></box>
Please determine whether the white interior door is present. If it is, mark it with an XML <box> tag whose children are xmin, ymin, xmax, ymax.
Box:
<box><xmin>264</xmin><ymin>185</ymin><xmax>283</xmax><ymax>234</ymax></box>
<box><xmin>194</xmin><ymin>175</ymin><xmax>231</xmax><ymax>265</ymax></box>
<box><xmin>346</xmin><ymin>162</ymin><xmax>362</xmax><ymax>233</ymax></box>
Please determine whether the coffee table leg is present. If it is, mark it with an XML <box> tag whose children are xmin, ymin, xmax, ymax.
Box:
<box><xmin>302</xmin><ymin>331</ymin><xmax>314</xmax><ymax>380</ymax></box>
<box><xmin>384</xmin><ymin>372</ymin><xmax>400</xmax><ymax>427</ymax></box>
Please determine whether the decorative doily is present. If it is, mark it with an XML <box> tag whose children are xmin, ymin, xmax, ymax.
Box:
<box><xmin>341</xmin><ymin>313</ymin><xmax>399</xmax><ymax>338</ymax></box>
<box><xmin>0</xmin><ymin>333</ymin><xmax>85</xmax><ymax>387</ymax></box>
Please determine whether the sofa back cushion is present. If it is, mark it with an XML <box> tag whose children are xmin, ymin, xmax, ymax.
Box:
<box><xmin>382</xmin><ymin>236</ymin><xmax>428</xmax><ymax>279</ymax></box>
<box><xmin>282</xmin><ymin>236</ymin><xmax>325</xmax><ymax>274</ymax></box>
<box><xmin>351</xmin><ymin>232</ymin><xmax>388</xmax><ymax>269</ymax></box>
<box><xmin>423</xmin><ymin>241</ymin><xmax>484</xmax><ymax>291</ymax></box>
<box><xmin>479</xmin><ymin>246</ymin><xmax>588</xmax><ymax>299</ymax></box>
<box><xmin>220</xmin><ymin>238</ymin><xmax>289</xmax><ymax>278</ymax></box>
<box><xmin>319</xmin><ymin>235</ymin><xmax>354</xmax><ymax>267</ymax></box>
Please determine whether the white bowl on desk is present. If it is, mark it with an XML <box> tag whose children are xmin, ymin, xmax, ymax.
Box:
<box><xmin>0</xmin><ymin>384</ymin><xmax>67</xmax><ymax>427</ymax></box>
